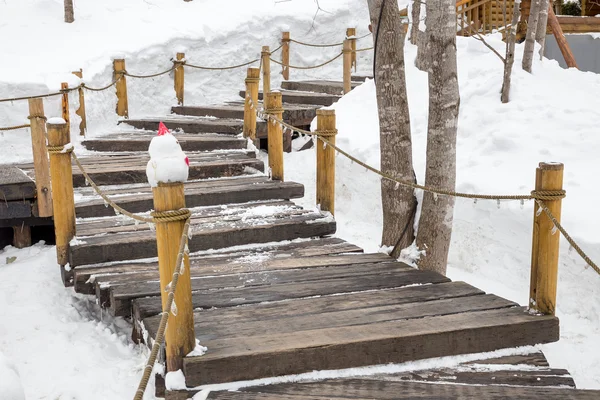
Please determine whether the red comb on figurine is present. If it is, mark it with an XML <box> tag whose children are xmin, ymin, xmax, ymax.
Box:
<box><xmin>157</xmin><ymin>122</ymin><xmax>170</xmax><ymax>136</ymax></box>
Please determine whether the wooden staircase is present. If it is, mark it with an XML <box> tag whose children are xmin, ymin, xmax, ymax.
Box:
<box><xmin>28</xmin><ymin>77</ymin><xmax>590</xmax><ymax>399</ymax></box>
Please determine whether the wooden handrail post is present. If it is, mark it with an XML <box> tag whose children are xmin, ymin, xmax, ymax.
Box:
<box><xmin>529</xmin><ymin>162</ymin><xmax>564</xmax><ymax>315</ymax></box>
<box><xmin>28</xmin><ymin>99</ymin><xmax>53</xmax><ymax>218</ymax></box>
<box><xmin>61</xmin><ymin>82</ymin><xmax>71</xmax><ymax>139</ymax></box>
<box><xmin>281</xmin><ymin>32</ymin><xmax>290</xmax><ymax>81</ymax></box>
<box><xmin>343</xmin><ymin>40</ymin><xmax>352</xmax><ymax>94</ymax></box>
<box><xmin>47</xmin><ymin>119</ymin><xmax>76</xmax><ymax>266</ymax></box>
<box><xmin>72</xmin><ymin>69</ymin><xmax>87</xmax><ymax>136</ymax></box>
<box><xmin>243</xmin><ymin>67</ymin><xmax>260</xmax><ymax>141</ymax></box>
<box><xmin>316</xmin><ymin>109</ymin><xmax>337</xmax><ymax>215</ymax></box>
<box><xmin>346</xmin><ymin>28</ymin><xmax>357</xmax><ymax>71</ymax></box>
<box><xmin>265</xmin><ymin>92</ymin><xmax>284</xmax><ymax>181</ymax></box>
<box><xmin>113</xmin><ymin>58</ymin><xmax>129</xmax><ymax>118</ymax></box>
<box><xmin>174</xmin><ymin>52</ymin><xmax>185</xmax><ymax>106</ymax></box>
<box><xmin>261</xmin><ymin>46</ymin><xmax>271</xmax><ymax>96</ymax></box>
<box><xmin>152</xmin><ymin>182</ymin><xmax>195</xmax><ymax>372</ymax></box>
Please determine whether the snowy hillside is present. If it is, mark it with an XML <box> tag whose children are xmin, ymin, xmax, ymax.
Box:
<box><xmin>1</xmin><ymin>0</ymin><xmax>600</xmax><ymax>399</ymax></box>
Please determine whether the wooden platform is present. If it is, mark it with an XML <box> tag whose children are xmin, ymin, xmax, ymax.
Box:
<box><xmin>166</xmin><ymin>351</ymin><xmax>600</xmax><ymax>399</ymax></box>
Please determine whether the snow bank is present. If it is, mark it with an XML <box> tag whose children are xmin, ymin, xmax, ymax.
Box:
<box><xmin>283</xmin><ymin>34</ymin><xmax>600</xmax><ymax>388</ymax></box>
<box><xmin>0</xmin><ymin>351</ymin><xmax>25</xmax><ymax>400</ymax></box>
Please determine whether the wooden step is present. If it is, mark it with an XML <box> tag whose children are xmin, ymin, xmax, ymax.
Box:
<box><xmin>194</xmin><ymin>379</ymin><xmax>600</xmax><ymax>400</ymax></box>
<box><xmin>82</xmin><ymin>133</ymin><xmax>247</xmax><ymax>152</ymax></box>
<box><xmin>239</xmin><ymin>89</ymin><xmax>340</xmax><ymax>107</ymax></box>
<box><xmin>0</xmin><ymin>166</ymin><xmax>36</xmax><ymax>201</ymax></box>
<box><xmin>351</xmin><ymin>74</ymin><xmax>372</xmax><ymax>82</ymax></box>
<box><xmin>19</xmin><ymin>152</ymin><xmax>263</xmax><ymax>187</ymax></box>
<box><xmin>73</xmin><ymin>237</ymin><xmax>362</xmax><ymax>294</ymax></box>
<box><xmin>281</xmin><ymin>80</ymin><xmax>362</xmax><ymax>96</ymax></box>
<box><xmin>69</xmin><ymin>201</ymin><xmax>336</xmax><ymax>267</ymax></box>
<box><xmin>171</xmin><ymin>102</ymin><xmax>317</xmax><ymax>126</ymax></box>
<box><xmin>109</xmin><ymin>255</ymin><xmax>400</xmax><ymax>317</ymax></box>
<box><xmin>75</xmin><ymin>176</ymin><xmax>303</xmax><ymax>218</ymax></box>
<box><xmin>120</xmin><ymin>117</ymin><xmax>243</xmax><ymax>134</ymax></box>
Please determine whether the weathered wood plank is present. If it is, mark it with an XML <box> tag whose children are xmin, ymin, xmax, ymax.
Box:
<box><xmin>133</xmin><ymin>268</ymin><xmax>449</xmax><ymax>320</ymax></box>
<box><xmin>83</xmin><ymin>134</ymin><xmax>247</xmax><ymax>153</ymax></box>
<box><xmin>239</xmin><ymin>90</ymin><xmax>340</xmax><ymax>107</ymax></box>
<box><xmin>70</xmin><ymin>212</ymin><xmax>336</xmax><ymax>267</ymax></box>
<box><xmin>182</xmin><ymin>307</ymin><xmax>558</xmax><ymax>386</ymax></box>
<box><xmin>108</xmin><ymin>261</ymin><xmax>408</xmax><ymax>314</ymax></box>
<box><xmin>73</xmin><ymin>237</ymin><xmax>362</xmax><ymax>293</ymax></box>
<box><xmin>281</xmin><ymin>80</ymin><xmax>362</xmax><ymax>96</ymax></box>
<box><xmin>121</xmin><ymin>118</ymin><xmax>243</xmax><ymax>134</ymax></box>
<box><xmin>75</xmin><ymin>180</ymin><xmax>304</xmax><ymax>218</ymax></box>
<box><xmin>0</xmin><ymin>166</ymin><xmax>36</xmax><ymax>201</ymax></box>
<box><xmin>150</xmin><ymin>294</ymin><xmax>514</xmax><ymax>344</ymax></box>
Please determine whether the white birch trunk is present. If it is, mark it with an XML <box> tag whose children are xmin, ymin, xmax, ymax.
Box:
<box><xmin>64</xmin><ymin>0</ymin><xmax>74</xmax><ymax>23</ymax></box>
<box><xmin>415</xmin><ymin>0</ymin><xmax>460</xmax><ymax>275</ymax></box>
<box><xmin>367</xmin><ymin>0</ymin><xmax>417</xmax><ymax>256</ymax></box>
<box><xmin>536</xmin><ymin>0</ymin><xmax>550</xmax><ymax>59</ymax></box>
<box><xmin>501</xmin><ymin>0</ymin><xmax>521</xmax><ymax>103</ymax></box>
<box><xmin>522</xmin><ymin>0</ymin><xmax>541</xmax><ymax>72</ymax></box>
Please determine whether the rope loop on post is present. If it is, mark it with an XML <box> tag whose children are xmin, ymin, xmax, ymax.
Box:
<box><xmin>245</xmin><ymin>77</ymin><xmax>260</xmax><ymax>84</ymax></box>
<box><xmin>151</xmin><ymin>208</ymin><xmax>192</xmax><ymax>223</ymax></box>
<box><xmin>530</xmin><ymin>190</ymin><xmax>566</xmax><ymax>201</ymax></box>
<box><xmin>47</xmin><ymin>145</ymin><xmax>74</xmax><ymax>154</ymax></box>
<box><xmin>316</xmin><ymin>129</ymin><xmax>338</xmax><ymax>138</ymax></box>
<box><xmin>27</xmin><ymin>115</ymin><xmax>48</xmax><ymax>122</ymax></box>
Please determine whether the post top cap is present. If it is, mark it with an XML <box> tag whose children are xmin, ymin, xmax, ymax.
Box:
<box><xmin>47</xmin><ymin>117</ymin><xmax>67</xmax><ymax>125</ymax></box>
<box><xmin>539</xmin><ymin>162</ymin><xmax>564</xmax><ymax>170</ymax></box>
<box><xmin>316</xmin><ymin>108</ymin><xmax>335</xmax><ymax>116</ymax></box>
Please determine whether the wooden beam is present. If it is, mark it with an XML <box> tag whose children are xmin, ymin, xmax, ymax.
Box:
<box><xmin>28</xmin><ymin>99</ymin><xmax>53</xmax><ymax>217</ymax></box>
<box><xmin>547</xmin><ymin>6</ymin><xmax>578</xmax><ymax>69</ymax></box>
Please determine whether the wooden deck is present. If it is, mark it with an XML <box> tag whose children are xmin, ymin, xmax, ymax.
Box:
<box><xmin>4</xmin><ymin>77</ymin><xmax>598</xmax><ymax>399</ymax></box>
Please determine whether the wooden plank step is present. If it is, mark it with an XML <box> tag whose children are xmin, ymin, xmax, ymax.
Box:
<box><xmin>171</xmin><ymin>102</ymin><xmax>317</xmax><ymax>126</ymax></box>
<box><xmin>280</xmin><ymin>80</ymin><xmax>362</xmax><ymax>96</ymax></box>
<box><xmin>75</xmin><ymin>179</ymin><xmax>304</xmax><ymax>218</ymax></box>
<box><xmin>134</xmin><ymin>266</ymin><xmax>451</xmax><ymax>321</ymax></box>
<box><xmin>19</xmin><ymin>152</ymin><xmax>263</xmax><ymax>187</ymax></box>
<box><xmin>179</xmin><ymin>306</ymin><xmax>558</xmax><ymax>386</ymax></box>
<box><xmin>110</xmin><ymin>258</ymin><xmax>404</xmax><ymax>317</ymax></box>
<box><xmin>199</xmin><ymin>379</ymin><xmax>600</xmax><ymax>400</ymax></box>
<box><xmin>351</xmin><ymin>74</ymin><xmax>372</xmax><ymax>82</ymax></box>
<box><xmin>239</xmin><ymin>89</ymin><xmax>340</xmax><ymax>107</ymax></box>
<box><xmin>0</xmin><ymin>166</ymin><xmax>36</xmax><ymax>201</ymax></box>
<box><xmin>82</xmin><ymin>133</ymin><xmax>247</xmax><ymax>153</ymax></box>
<box><xmin>72</xmin><ymin>237</ymin><xmax>362</xmax><ymax>294</ymax></box>
<box><xmin>121</xmin><ymin>117</ymin><xmax>243</xmax><ymax>134</ymax></box>
<box><xmin>94</xmin><ymin>253</ymin><xmax>391</xmax><ymax>305</ymax></box>
<box><xmin>69</xmin><ymin>204</ymin><xmax>336</xmax><ymax>267</ymax></box>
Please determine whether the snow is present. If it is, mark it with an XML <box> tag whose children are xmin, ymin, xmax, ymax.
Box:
<box><xmin>0</xmin><ymin>351</ymin><xmax>25</xmax><ymax>400</ymax></box>
<box><xmin>165</xmin><ymin>369</ymin><xmax>187</xmax><ymax>391</ymax></box>
<box><xmin>1</xmin><ymin>0</ymin><xmax>599</xmax><ymax>397</ymax></box>
<box><xmin>46</xmin><ymin>117</ymin><xmax>66</xmax><ymax>124</ymax></box>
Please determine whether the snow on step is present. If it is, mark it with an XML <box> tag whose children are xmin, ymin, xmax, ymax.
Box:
<box><xmin>281</xmin><ymin>80</ymin><xmax>363</xmax><ymax>96</ymax></box>
<box><xmin>121</xmin><ymin>117</ymin><xmax>244</xmax><ymax>134</ymax></box>
<box><xmin>83</xmin><ymin>133</ymin><xmax>248</xmax><ymax>153</ymax></box>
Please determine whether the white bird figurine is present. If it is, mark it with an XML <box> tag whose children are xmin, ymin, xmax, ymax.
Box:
<box><xmin>146</xmin><ymin>122</ymin><xmax>189</xmax><ymax>187</ymax></box>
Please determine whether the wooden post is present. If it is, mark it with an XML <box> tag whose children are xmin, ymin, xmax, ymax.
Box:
<box><xmin>174</xmin><ymin>52</ymin><xmax>185</xmax><ymax>106</ymax></box>
<box><xmin>152</xmin><ymin>182</ymin><xmax>195</xmax><ymax>372</ymax></box>
<box><xmin>346</xmin><ymin>28</ymin><xmax>357</xmax><ymax>71</ymax></box>
<box><xmin>343</xmin><ymin>40</ymin><xmax>352</xmax><ymax>94</ymax></box>
<box><xmin>47</xmin><ymin>119</ymin><xmax>76</xmax><ymax>266</ymax></box>
<box><xmin>72</xmin><ymin>69</ymin><xmax>87</xmax><ymax>136</ymax></box>
<box><xmin>113</xmin><ymin>59</ymin><xmax>129</xmax><ymax>118</ymax></box>
<box><xmin>265</xmin><ymin>92</ymin><xmax>284</xmax><ymax>181</ymax></box>
<box><xmin>261</xmin><ymin>46</ymin><xmax>271</xmax><ymax>96</ymax></box>
<box><xmin>28</xmin><ymin>99</ymin><xmax>53</xmax><ymax>218</ymax></box>
<box><xmin>281</xmin><ymin>32</ymin><xmax>290</xmax><ymax>81</ymax></box>
<box><xmin>61</xmin><ymin>82</ymin><xmax>71</xmax><ymax>139</ymax></box>
<box><xmin>547</xmin><ymin>6</ymin><xmax>578</xmax><ymax>69</ymax></box>
<box><xmin>243</xmin><ymin>67</ymin><xmax>260</xmax><ymax>141</ymax></box>
<box><xmin>316</xmin><ymin>109</ymin><xmax>337</xmax><ymax>215</ymax></box>
<box><xmin>529</xmin><ymin>162</ymin><xmax>564</xmax><ymax>315</ymax></box>
<box><xmin>12</xmin><ymin>225</ymin><xmax>32</xmax><ymax>249</ymax></box>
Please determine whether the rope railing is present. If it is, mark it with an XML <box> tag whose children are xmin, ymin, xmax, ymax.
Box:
<box><xmin>0</xmin><ymin>123</ymin><xmax>30</xmax><ymax>131</ymax></box>
<box><xmin>270</xmin><ymin>52</ymin><xmax>343</xmax><ymax>70</ymax></box>
<box><xmin>289</xmin><ymin>31</ymin><xmax>371</xmax><ymax>48</ymax></box>
<box><xmin>256</xmin><ymin>107</ymin><xmax>598</xmax><ymax>275</ymax></box>
<box><xmin>184</xmin><ymin>58</ymin><xmax>260</xmax><ymax>71</ymax></box>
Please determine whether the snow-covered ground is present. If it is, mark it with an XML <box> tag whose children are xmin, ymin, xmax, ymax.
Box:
<box><xmin>1</xmin><ymin>0</ymin><xmax>600</xmax><ymax>398</ymax></box>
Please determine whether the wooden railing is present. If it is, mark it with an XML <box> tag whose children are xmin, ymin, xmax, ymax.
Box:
<box><xmin>456</xmin><ymin>0</ymin><xmax>495</xmax><ymax>36</ymax></box>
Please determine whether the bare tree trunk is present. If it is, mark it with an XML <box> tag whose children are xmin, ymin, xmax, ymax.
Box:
<box><xmin>64</xmin><ymin>0</ymin><xmax>74</xmax><ymax>23</ymax></box>
<box><xmin>367</xmin><ymin>0</ymin><xmax>417</xmax><ymax>256</ymax></box>
<box><xmin>416</xmin><ymin>0</ymin><xmax>460</xmax><ymax>275</ymax></box>
<box><xmin>536</xmin><ymin>0</ymin><xmax>550</xmax><ymax>59</ymax></box>
<box><xmin>410</xmin><ymin>0</ymin><xmax>422</xmax><ymax>45</ymax></box>
<box><xmin>501</xmin><ymin>0</ymin><xmax>521</xmax><ymax>103</ymax></box>
<box><xmin>522</xmin><ymin>0</ymin><xmax>541</xmax><ymax>72</ymax></box>
<box><xmin>415</xmin><ymin>30</ymin><xmax>429</xmax><ymax>71</ymax></box>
